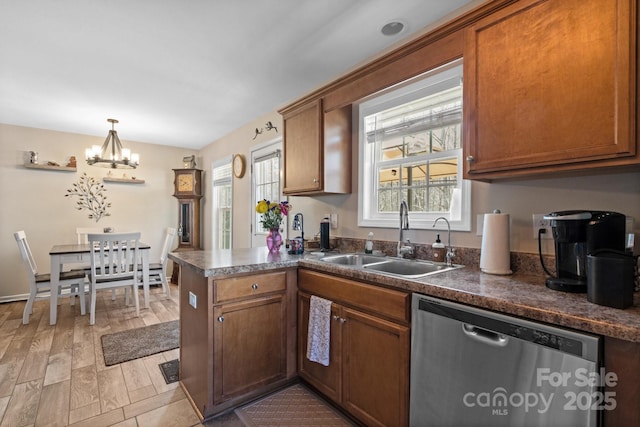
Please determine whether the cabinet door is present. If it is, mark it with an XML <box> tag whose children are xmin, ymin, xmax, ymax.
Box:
<box><xmin>464</xmin><ymin>0</ymin><xmax>635</xmax><ymax>178</ymax></box>
<box><xmin>297</xmin><ymin>292</ymin><xmax>342</xmax><ymax>403</ymax></box>
<box><xmin>283</xmin><ymin>99</ymin><xmax>323</xmax><ymax>194</ymax></box>
<box><xmin>342</xmin><ymin>307</ymin><xmax>409</xmax><ymax>427</ymax></box>
<box><xmin>213</xmin><ymin>294</ymin><xmax>286</xmax><ymax>402</ymax></box>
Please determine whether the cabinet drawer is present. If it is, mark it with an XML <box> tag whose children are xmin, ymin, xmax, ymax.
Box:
<box><xmin>215</xmin><ymin>271</ymin><xmax>286</xmax><ymax>303</ymax></box>
<box><xmin>298</xmin><ymin>269</ymin><xmax>409</xmax><ymax>323</ymax></box>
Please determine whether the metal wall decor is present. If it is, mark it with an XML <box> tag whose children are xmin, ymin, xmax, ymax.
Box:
<box><xmin>252</xmin><ymin>121</ymin><xmax>279</xmax><ymax>140</ymax></box>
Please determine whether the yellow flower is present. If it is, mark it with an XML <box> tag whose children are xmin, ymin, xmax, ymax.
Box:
<box><xmin>255</xmin><ymin>200</ymin><xmax>269</xmax><ymax>214</ymax></box>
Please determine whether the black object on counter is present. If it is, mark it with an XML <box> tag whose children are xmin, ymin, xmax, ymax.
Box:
<box><xmin>320</xmin><ymin>218</ymin><xmax>330</xmax><ymax>251</ymax></box>
<box><xmin>587</xmin><ymin>250</ymin><xmax>635</xmax><ymax>309</ymax></box>
<box><xmin>542</xmin><ymin>210</ymin><xmax>626</xmax><ymax>293</ymax></box>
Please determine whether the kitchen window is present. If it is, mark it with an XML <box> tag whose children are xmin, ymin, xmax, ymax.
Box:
<box><xmin>357</xmin><ymin>59</ymin><xmax>471</xmax><ymax>231</ymax></box>
<box><xmin>212</xmin><ymin>158</ymin><xmax>233</xmax><ymax>249</ymax></box>
<box><xmin>251</xmin><ymin>139</ymin><xmax>286</xmax><ymax>246</ymax></box>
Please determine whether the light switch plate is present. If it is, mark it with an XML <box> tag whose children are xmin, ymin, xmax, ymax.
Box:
<box><xmin>189</xmin><ymin>291</ymin><xmax>197</xmax><ymax>309</ymax></box>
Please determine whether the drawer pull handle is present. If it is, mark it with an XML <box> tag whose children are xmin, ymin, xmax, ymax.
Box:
<box><xmin>466</xmin><ymin>155</ymin><xmax>475</xmax><ymax>163</ymax></box>
<box><xmin>332</xmin><ymin>315</ymin><xmax>340</xmax><ymax>321</ymax></box>
<box><xmin>217</xmin><ymin>316</ymin><xmax>224</xmax><ymax>323</ymax></box>
<box><xmin>251</xmin><ymin>283</ymin><xmax>259</xmax><ymax>290</ymax></box>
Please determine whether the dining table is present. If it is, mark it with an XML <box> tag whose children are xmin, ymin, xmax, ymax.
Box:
<box><xmin>48</xmin><ymin>242</ymin><xmax>151</xmax><ymax>325</ymax></box>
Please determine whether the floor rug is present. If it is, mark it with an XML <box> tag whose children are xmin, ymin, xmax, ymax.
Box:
<box><xmin>101</xmin><ymin>320</ymin><xmax>179</xmax><ymax>366</ymax></box>
<box><xmin>234</xmin><ymin>383</ymin><xmax>354</xmax><ymax>426</ymax></box>
<box><xmin>159</xmin><ymin>358</ymin><xmax>180</xmax><ymax>384</ymax></box>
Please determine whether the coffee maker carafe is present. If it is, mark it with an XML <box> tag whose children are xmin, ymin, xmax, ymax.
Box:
<box><xmin>541</xmin><ymin>210</ymin><xmax>626</xmax><ymax>292</ymax></box>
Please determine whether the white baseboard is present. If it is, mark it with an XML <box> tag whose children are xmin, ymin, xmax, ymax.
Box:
<box><xmin>0</xmin><ymin>294</ymin><xmax>29</xmax><ymax>304</ymax></box>
<box><xmin>0</xmin><ymin>289</ymin><xmax>82</xmax><ymax>304</ymax></box>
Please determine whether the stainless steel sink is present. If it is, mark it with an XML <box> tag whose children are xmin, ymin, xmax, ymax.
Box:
<box><xmin>318</xmin><ymin>253</ymin><xmax>462</xmax><ymax>278</ymax></box>
<box><xmin>363</xmin><ymin>259</ymin><xmax>463</xmax><ymax>278</ymax></box>
<box><xmin>320</xmin><ymin>253</ymin><xmax>387</xmax><ymax>266</ymax></box>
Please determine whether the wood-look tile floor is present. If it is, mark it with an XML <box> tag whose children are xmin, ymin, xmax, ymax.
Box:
<box><xmin>0</xmin><ymin>283</ymin><xmax>211</xmax><ymax>427</ymax></box>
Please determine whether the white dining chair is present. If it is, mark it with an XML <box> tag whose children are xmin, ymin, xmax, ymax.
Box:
<box><xmin>142</xmin><ymin>227</ymin><xmax>176</xmax><ymax>297</ymax></box>
<box><xmin>14</xmin><ymin>230</ymin><xmax>87</xmax><ymax>324</ymax></box>
<box><xmin>76</xmin><ymin>227</ymin><xmax>123</xmax><ymax>301</ymax></box>
<box><xmin>76</xmin><ymin>227</ymin><xmax>104</xmax><ymax>244</ymax></box>
<box><xmin>87</xmin><ymin>232</ymin><xmax>141</xmax><ymax>325</ymax></box>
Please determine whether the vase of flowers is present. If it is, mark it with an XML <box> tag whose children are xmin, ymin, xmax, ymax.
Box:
<box><xmin>255</xmin><ymin>199</ymin><xmax>289</xmax><ymax>253</ymax></box>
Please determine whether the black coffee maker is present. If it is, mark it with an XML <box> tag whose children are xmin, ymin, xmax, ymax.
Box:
<box><xmin>541</xmin><ymin>210</ymin><xmax>626</xmax><ymax>293</ymax></box>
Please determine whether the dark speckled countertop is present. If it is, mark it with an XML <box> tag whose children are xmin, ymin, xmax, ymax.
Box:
<box><xmin>168</xmin><ymin>248</ymin><xmax>301</xmax><ymax>277</ymax></box>
<box><xmin>169</xmin><ymin>248</ymin><xmax>640</xmax><ymax>343</ymax></box>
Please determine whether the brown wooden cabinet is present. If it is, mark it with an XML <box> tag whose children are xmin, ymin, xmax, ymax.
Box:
<box><xmin>179</xmin><ymin>267</ymin><xmax>297</xmax><ymax>421</ymax></box>
<box><xmin>213</xmin><ymin>294</ymin><xmax>286</xmax><ymax>402</ymax></box>
<box><xmin>281</xmin><ymin>99</ymin><xmax>352</xmax><ymax>195</ymax></box>
<box><xmin>298</xmin><ymin>269</ymin><xmax>410</xmax><ymax>427</ymax></box>
<box><xmin>464</xmin><ymin>0</ymin><xmax>637</xmax><ymax>180</ymax></box>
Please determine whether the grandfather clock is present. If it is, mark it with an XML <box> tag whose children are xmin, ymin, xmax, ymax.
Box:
<box><xmin>171</xmin><ymin>168</ymin><xmax>203</xmax><ymax>283</ymax></box>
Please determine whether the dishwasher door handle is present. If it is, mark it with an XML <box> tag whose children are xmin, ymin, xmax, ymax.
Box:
<box><xmin>462</xmin><ymin>324</ymin><xmax>509</xmax><ymax>347</ymax></box>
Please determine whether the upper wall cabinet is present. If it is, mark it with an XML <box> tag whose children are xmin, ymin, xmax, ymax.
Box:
<box><xmin>281</xmin><ymin>99</ymin><xmax>351</xmax><ymax>195</ymax></box>
<box><xmin>464</xmin><ymin>0</ymin><xmax>637</xmax><ymax>180</ymax></box>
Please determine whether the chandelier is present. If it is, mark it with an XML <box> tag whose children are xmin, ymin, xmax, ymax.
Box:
<box><xmin>85</xmin><ymin>119</ymin><xmax>139</xmax><ymax>169</ymax></box>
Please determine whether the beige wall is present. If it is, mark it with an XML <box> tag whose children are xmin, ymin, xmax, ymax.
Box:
<box><xmin>201</xmin><ymin>110</ymin><xmax>640</xmax><ymax>257</ymax></box>
<box><xmin>0</xmin><ymin>123</ymin><xmax>188</xmax><ymax>300</ymax></box>
<box><xmin>199</xmin><ymin>111</ymin><xmax>284</xmax><ymax>250</ymax></box>
<box><xmin>4</xmin><ymin>114</ymin><xmax>638</xmax><ymax>300</ymax></box>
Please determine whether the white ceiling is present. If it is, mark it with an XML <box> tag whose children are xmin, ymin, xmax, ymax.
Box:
<box><xmin>0</xmin><ymin>0</ymin><xmax>477</xmax><ymax>149</ymax></box>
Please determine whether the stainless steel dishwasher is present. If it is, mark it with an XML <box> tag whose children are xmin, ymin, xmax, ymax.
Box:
<box><xmin>410</xmin><ymin>294</ymin><xmax>603</xmax><ymax>427</ymax></box>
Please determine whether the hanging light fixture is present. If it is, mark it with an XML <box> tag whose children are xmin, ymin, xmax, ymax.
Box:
<box><xmin>85</xmin><ymin>119</ymin><xmax>139</xmax><ymax>169</ymax></box>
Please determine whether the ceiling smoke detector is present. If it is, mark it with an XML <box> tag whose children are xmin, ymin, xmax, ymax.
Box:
<box><xmin>380</xmin><ymin>20</ymin><xmax>406</xmax><ymax>36</ymax></box>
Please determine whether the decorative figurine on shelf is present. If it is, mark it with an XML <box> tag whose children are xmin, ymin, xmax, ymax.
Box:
<box><xmin>183</xmin><ymin>155</ymin><xmax>196</xmax><ymax>169</ymax></box>
<box><xmin>66</xmin><ymin>156</ymin><xmax>77</xmax><ymax>168</ymax></box>
<box><xmin>29</xmin><ymin>151</ymin><xmax>38</xmax><ymax>164</ymax></box>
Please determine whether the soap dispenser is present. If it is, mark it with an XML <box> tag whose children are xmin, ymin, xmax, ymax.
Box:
<box><xmin>432</xmin><ymin>234</ymin><xmax>446</xmax><ymax>262</ymax></box>
<box><xmin>365</xmin><ymin>232</ymin><xmax>374</xmax><ymax>254</ymax></box>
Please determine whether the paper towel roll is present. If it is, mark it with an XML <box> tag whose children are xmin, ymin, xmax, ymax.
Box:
<box><xmin>480</xmin><ymin>211</ymin><xmax>512</xmax><ymax>275</ymax></box>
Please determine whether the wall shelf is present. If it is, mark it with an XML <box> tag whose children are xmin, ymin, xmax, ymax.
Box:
<box><xmin>102</xmin><ymin>177</ymin><xmax>145</xmax><ymax>184</ymax></box>
<box><xmin>23</xmin><ymin>163</ymin><xmax>76</xmax><ymax>172</ymax></box>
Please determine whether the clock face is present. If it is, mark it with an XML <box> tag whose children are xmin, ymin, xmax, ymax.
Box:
<box><xmin>177</xmin><ymin>174</ymin><xmax>194</xmax><ymax>192</ymax></box>
<box><xmin>233</xmin><ymin>154</ymin><xmax>245</xmax><ymax>178</ymax></box>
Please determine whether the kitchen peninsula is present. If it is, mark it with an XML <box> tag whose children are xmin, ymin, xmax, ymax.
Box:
<box><xmin>168</xmin><ymin>248</ymin><xmax>300</xmax><ymax>421</ymax></box>
<box><xmin>170</xmin><ymin>248</ymin><xmax>640</xmax><ymax>425</ymax></box>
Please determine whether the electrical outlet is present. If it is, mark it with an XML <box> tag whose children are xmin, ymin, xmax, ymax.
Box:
<box><xmin>532</xmin><ymin>214</ymin><xmax>553</xmax><ymax>239</ymax></box>
<box><xmin>476</xmin><ymin>214</ymin><xmax>484</xmax><ymax>236</ymax></box>
<box><xmin>330</xmin><ymin>213</ymin><xmax>338</xmax><ymax>229</ymax></box>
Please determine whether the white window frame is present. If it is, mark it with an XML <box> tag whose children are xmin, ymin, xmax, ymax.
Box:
<box><xmin>250</xmin><ymin>138</ymin><xmax>286</xmax><ymax>246</ymax></box>
<box><xmin>212</xmin><ymin>156</ymin><xmax>233</xmax><ymax>249</ymax></box>
<box><xmin>357</xmin><ymin>59</ymin><xmax>471</xmax><ymax>231</ymax></box>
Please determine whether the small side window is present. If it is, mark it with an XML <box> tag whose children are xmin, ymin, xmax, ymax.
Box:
<box><xmin>212</xmin><ymin>158</ymin><xmax>233</xmax><ymax>249</ymax></box>
<box><xmin>250</xmin><ymin>139</ymin><xmax>286</xmax><ymax>248</ymax></box>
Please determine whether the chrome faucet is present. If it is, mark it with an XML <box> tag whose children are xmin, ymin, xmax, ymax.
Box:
<box><xmin>398</xmin><ymin>200</ymin><xmax>413</xmax><ymax>257</ymax></box>
<box><xmin>433</xmin><ymin>216</ymin><xmax>455</xmax><ymax>266</ymax></box>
